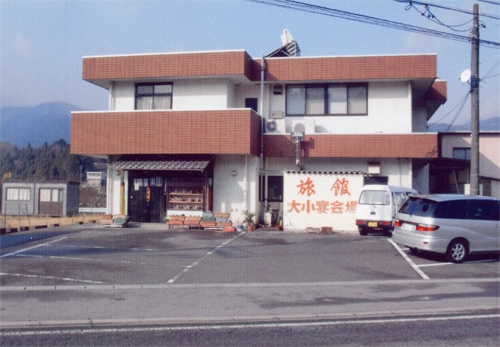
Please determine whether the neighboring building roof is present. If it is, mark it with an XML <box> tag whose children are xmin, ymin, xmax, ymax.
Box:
<box><xmin>2</xmin><ymin>180</ymin><xmax>79</xmax><ymax>184</ymax></box>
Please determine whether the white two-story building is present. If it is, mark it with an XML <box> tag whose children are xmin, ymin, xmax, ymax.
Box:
<box><xmin>71</xmin><ymin>47</ymin><xmax>447</xmax><ymax>231</ymax></box>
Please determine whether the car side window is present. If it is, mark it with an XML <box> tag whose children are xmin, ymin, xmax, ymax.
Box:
<box><xmin>400</xmin><ymin>198</ymin><xmax>437</xmax><ymax>217</ymax></box>
<box><xmin>467</xmin><ymin>201</ymin><xmax>500</xmax><ymax>221</ymax></box>
<box><xmin>434</xmin><ymin>200</ymin><xmax>467</xmax><ymax>219</ymax></box>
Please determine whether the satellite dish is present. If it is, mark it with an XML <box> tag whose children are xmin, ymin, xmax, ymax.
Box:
<box><xmin>459</xmin><ymin>69</ymin><xmax>471</xmax><ymax>84</ymax></box>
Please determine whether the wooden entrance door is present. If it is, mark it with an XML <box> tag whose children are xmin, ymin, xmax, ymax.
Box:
<box><xmin>128</xmin><ymin>176</ymin><xmax>165</xmax><ymax>223</ymax></box>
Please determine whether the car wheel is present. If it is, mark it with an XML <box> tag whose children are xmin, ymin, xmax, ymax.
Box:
<box><xmin>359</xmin><ymin>228</ymin><xmax>368</xmax><ymax>236</ymax></box>
<box><xmin>446</xmin><ymin>239</ymin><xmax>468</xmax><ymax>263</ymax></box>
<box><xmin>408</xmin><ymin>247</ymin><xmax>419</xmax><ymax>255</ymax></box>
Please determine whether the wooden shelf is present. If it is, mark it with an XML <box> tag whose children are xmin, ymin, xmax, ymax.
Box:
<box><xmin>168</xmin><ymin>188</ymin><xmax>203</xmax><ymax>211</ymax></box>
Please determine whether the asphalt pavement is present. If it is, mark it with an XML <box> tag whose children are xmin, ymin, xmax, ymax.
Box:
<box><xmin>0</xmin><ymin>222</ymin><xmax>499</xmax><ymax>329</ymax></box>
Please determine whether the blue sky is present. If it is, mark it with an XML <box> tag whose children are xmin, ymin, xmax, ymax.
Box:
<box><xmin>1</xmin><ymin>0</ymin><xmax>499</xmax><ymax>127</ymax></box>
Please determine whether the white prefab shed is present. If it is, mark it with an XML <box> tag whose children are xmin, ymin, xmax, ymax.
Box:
<box><xmin>1</xmin><ymin>181</ymin><xmax>80</xmax><ymax>217</ymax></box>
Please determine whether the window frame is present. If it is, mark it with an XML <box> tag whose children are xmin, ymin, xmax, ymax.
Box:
<box><xmin>6</xmin><ymin>188</ymin><xmax>31</xmax><ymax>201</ymax></box>
<box><xmin>267</xmin><ymin>176</ymin><xmax>284</xmax><ymax>202</ymax></box>
<box><xmin>39</xmin><ymin>188</ymin><xmax>63</xmax><ymax>202</ymax></box>
<box><xmin>286</xmin><ymin>83</ymin><xmax>368</xmax><ymax>116</ymax></box>
<box><xmin>453</xmin><ymin>148</ymin><xmax>471</xmax><ymax>161</ymax></box>
<box><xmin>135</xmin><ymin>82</ymin><xmax>173</xmax><ymax>110</ymax></box>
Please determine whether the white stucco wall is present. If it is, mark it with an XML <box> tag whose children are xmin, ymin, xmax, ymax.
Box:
<box><xmin>110</xmin><ymin>78</ymin><xmax>235</xmax><ymax>111</ymax></box>
<box><xmin>263</xmin><ymin>81</ymin><xmax>413</xmax><ymax>135</ymax></box>
<box><xmin>173</xmin><ymin>79</ymin><xmax>231</xmax><ymax>110</ymax></box>
<box><xmin>213</xmin><ymin>155</ymin><xmax>260</xmax><ymax>225</ymax></box>
<box><xmin>106</xmin><ymin>167</ymin><xmax>126</xmax><ymax>215</ymax></box>
<box><xmin>110</xmin><ymin>81</ymin><xmax>135</xmax><ymax>111</ymax></box>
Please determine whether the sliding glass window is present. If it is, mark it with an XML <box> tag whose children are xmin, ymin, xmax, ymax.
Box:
<box><xmin>287</xmin><ymin>83</ymin><xmax>367</xmax><ymax>116</ymax></box>
<box><xmin>135</xmin><ymin>83</ymin><xmax>173</xmax><ymax>110</ymax></box>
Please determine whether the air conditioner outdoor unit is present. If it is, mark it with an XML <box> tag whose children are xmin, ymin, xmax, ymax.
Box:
<box><xmin>292</xmin><ymin>119</ymin><xmax>315</xmax><ymax>134</ymax></box>
<box><xmin>265</xmin><ymin>120</ymin><xmax>279</xmax><ymax>133</ymax></box>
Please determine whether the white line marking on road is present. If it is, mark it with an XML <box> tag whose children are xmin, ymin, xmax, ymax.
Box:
<box><xmin>167</xmin><ymin>231</ymin><xmax>246</xmax><ymax>284</ymax></box>
<box><xmin>417</xmin><ymin>262</ymin><xmax>453</xmax><ymax>267</ymax></box>
<box><xmin>0</xmin><ymin>237</ymin><xmax>68</xmax><ymax>259</ymax></box>
<box><xmin>0</xmin><ymin>272</ymin><xmax>103</xmax><ymax>284</ymax></box>
<box><xmin>388</xmin><ymin>239</ymin><xmax>430</xmax><ymax>280</ymax></box>
<box><xmin>1</xmin><ymin>313</ymin><xmax>498</xmax><ymax>336</ymax></box>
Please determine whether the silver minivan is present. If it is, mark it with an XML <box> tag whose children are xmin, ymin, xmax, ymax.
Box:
<box><xmin>392</xmin><ymin>194</ymin><xmax>500</xmax><ymax>263</ymax></box>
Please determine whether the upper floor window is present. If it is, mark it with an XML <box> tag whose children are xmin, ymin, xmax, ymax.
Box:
<box><xmin>135</xmin><ymin>83</ymin><xmax>172</xmax><ymax>110</ymax></box>
<box><xmin>453</xmin><ymin>148</ymin><xmax>471</xmax><ymax>160</ymax></box>
<box><xmin>286</xmin><ymin>83</ymin><xmax>367</xmax><ymax>116</ymax></box>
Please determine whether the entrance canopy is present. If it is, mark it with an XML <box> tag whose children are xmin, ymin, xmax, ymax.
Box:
<box><xmin>109</xmin><ymin>160</ymin><xmax>211</xmax><ymax>171</ymax></box>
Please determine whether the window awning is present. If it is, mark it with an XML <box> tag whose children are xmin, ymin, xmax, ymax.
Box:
<box><xmin>109</xmin><ymin>160</ymin><xmax>211</xmax><ymax>171</ymax></box>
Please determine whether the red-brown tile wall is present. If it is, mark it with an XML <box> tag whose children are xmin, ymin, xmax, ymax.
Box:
<box><xmin>83</xmin><ymin>51</ymin><xmax>254</xmax><ymax>81</ymax></box>
<box><xmin>71</xmin><ymin>110</ymin><xmax>261</xmax><ymax>157</ymax></box>
<box><xmin>263</xmin><ymin>134</ymin><xmax>438</xmax><ymax>159</ymax></box>
<box><xmin>262</xmin><ymin>55</ymin><xmax>437</xmax><ymax>82</ymax></box>
<box><xmin>425</xmin><ymin>80</ymin><xmax>447</xmax><ymax>101</ymax></box>
<box><xmin>82</xmin><ymin>52</ymin><xmax>438</xmax><ymax>83</ymax></box>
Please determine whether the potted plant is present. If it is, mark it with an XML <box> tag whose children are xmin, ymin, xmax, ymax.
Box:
<box><xmin>242</xmin><ymin>209</ymin><xmax>256</xmax><ymax>231</ymax></box>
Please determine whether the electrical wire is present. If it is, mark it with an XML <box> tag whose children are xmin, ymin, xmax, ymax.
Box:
<box><xmin>395</xmin><ymin>0</ymin><xmax>500</xmax><ymax>20</ymax></box>
<box><xmin>481</xmin><ymin>58</ymin><xmax>500</xmax><ymax>80</ymax></box>
<box><xmin>479</xmin><ymin>0</ymin><xmax>500</xmax><ymax>6</ymax></box>
<box><xmin>403</xmin><ymin>2</ymin><xmax>473</xmax><ymax>32</ymax></box>
<box><xmin>427</xmin><ymin>92</ymin><xmax>470</xmax><ymax>131</ymax></box>
<box><xmin>246</xmin><ymin>0</ymin><xmax>500</xmax><ymax>48</ymax></box>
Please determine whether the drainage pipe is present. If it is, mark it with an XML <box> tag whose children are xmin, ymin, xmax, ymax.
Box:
<box><xmin>260</xmin><ymin>55</ymin><xmax>265</xmax><ymax>173</ymax></box>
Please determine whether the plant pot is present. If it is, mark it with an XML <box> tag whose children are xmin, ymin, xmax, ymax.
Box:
<box><xmin>247</xmin><ymin>225</ymin><xmax>255</xmax><ymax>232</ymax></box>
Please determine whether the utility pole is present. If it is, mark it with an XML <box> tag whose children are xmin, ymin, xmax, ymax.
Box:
<box><xmin>470</xmin><ymin>3</ymin><xmax>480</xmax><ymax>196</ymax></box>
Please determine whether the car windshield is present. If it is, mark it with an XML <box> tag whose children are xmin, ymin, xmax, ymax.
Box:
<box><xmin>359</xmin><ymin>190</ymin><xmax>390</xmax><ymax>205</ymax></box>
<box><xmin>399</xmin><ymin>197</ymin><xmax>437</xmax><ymax>216</ymax></box>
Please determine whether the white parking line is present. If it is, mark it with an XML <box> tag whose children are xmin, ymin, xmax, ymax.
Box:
<box><xmin>0</xmin><ymin>272</ymin><xmax>103</xmax><ymax>284</ymax></box>
<box><xmin>388</xmin><ymin>239</ymin><xmax>430</xmax><ymax>280</ymax></box>
<box><xmin>167</xmin><ymin>231</ymin><xmax>246</xmax><ymax>284</ymax></box>
<box><xmin>0</xmin><ymin>237</ymin><xmax>68</xmax><ymax>259</ymax></box>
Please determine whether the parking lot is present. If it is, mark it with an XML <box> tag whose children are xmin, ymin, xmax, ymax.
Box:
<box><xmin>1</xmin><ymin>223</ymin><xmax>499</xmax><ymax>287</ymax></box>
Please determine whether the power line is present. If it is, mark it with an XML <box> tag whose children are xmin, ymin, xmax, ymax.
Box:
<box><xmin>479</xmin><ymin>0</ymin><xmax>500</xmax><ymax>6</ymax></box>
<box><xmin>395</xmin><ymin>0</ymin><xmax>500</xmax><ymax>20</ymax></box>
<box><xmin>402</xmin><ymin>2</ymin><xmax>472</xmax><ymax>32</ymax></box>
<box><xmin>246</xmin><ymin>0</ymin><xmax>500</xmax><ymax>48</ymax></box>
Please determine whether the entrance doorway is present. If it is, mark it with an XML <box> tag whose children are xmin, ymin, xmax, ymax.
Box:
<box><xmin>127</xmin><ymin>170</ymin><xmax>213</xmax><ymax>223</ymax></box>
<box><xmin>128</xmin><ymin>175</ymin><xmax>166</xmax><ymax>223</ymax></box>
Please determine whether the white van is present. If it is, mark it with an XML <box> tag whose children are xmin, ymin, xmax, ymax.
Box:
<box><xmin>355</xmin><ymin>185</ymin><xmax>418</xmax><ymax>236</ymax></box>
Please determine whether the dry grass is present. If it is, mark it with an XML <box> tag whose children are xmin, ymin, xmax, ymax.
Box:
<box><xmin>1</xmin><ymin>214</ymin><xmax>104</xmax><ymax>229</ymax></box>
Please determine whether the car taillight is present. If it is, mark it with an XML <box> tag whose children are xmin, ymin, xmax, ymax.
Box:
<box><xmin>355</xmin><ymin>220</ymin><xmax>365</xmax><ymax>225</ymax></box>
<box><xmin>394</xmin><ymin>219</ymin><xmax>402</xmax><ymax>227</ymax></box>
<box><xmin>416</xmin><ymin>224</ymin><xmax>439</xmax><ymax>232</ymax></box>
<box><xmin>380</xmin><ymin>221</ymin><xmax>392</xmax><ymax>226</ymax></box>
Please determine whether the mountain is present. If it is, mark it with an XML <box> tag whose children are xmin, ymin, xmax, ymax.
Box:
<box><xmin>0</xmin><ymin>102</ymin><xmax>84</xmax><ymax>148</ymax></box>
<box><xmin>428</xmin><ymin>117</ymin><xmax>500</xmax><ymax>132</ymax></box>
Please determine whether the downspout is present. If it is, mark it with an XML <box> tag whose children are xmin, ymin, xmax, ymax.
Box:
<box><xmin>260</xmin><ymin>55</ymin><xmax>265</xmax><ymax>173</ymax></box>
<box><xmin>260</xmin><ymin>56</ymin><xmax>267</xmax><ymax>216</ymax></box>
<box><xmin>243</xmin><ymin>155</ymin><xmax>248</xmax><ymax>213</ymax></box>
